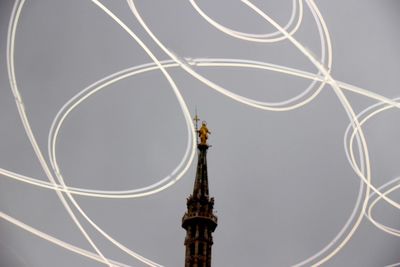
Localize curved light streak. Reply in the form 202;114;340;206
127;0;331;112
127;1;371;266
6;0;193;266
189;0;304;42
368;179;400;236
0;211;131;267
1;57;397;198
0;54;374;267
0;59;356;196
346;102;400;210
1;0;400;266
50;2;196;264
6;1;113;266
343;97;400;240
3;54;400;265
48;61;194;198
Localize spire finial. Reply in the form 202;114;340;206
199;121;211;145
193;108;200;144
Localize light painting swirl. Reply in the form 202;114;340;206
1;0;400;266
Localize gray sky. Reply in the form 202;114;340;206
1;0;400;266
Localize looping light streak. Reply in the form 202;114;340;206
368;178;400;236
128;1;369;266
346;99;400;210
48;61;194;198
0;211;131;267
6;0;113;266
2;0;400;266
6;0;188;266
343;97;400;237
0;58;391;197
127;0;332;112
189;0;304;43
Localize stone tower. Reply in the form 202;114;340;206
182;141;218;267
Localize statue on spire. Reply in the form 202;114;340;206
199;121;211;145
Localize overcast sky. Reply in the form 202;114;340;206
1;0;400;266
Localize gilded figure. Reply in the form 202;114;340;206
199;121;210;144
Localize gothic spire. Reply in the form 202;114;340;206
192;143;210;199
182;119;217;267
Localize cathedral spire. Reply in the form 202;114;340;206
192;143;210;199
182;118;217;267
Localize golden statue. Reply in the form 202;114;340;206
198;121;210;145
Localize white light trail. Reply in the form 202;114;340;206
6;0;185;266
189;0;304;43
2;0;400;266
127;0;369;266
128;0;400;265
6;0;113;266
240;1;371;266
343;97;400;237
0;212;131;267
0;58;395;197
127;0;331;112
